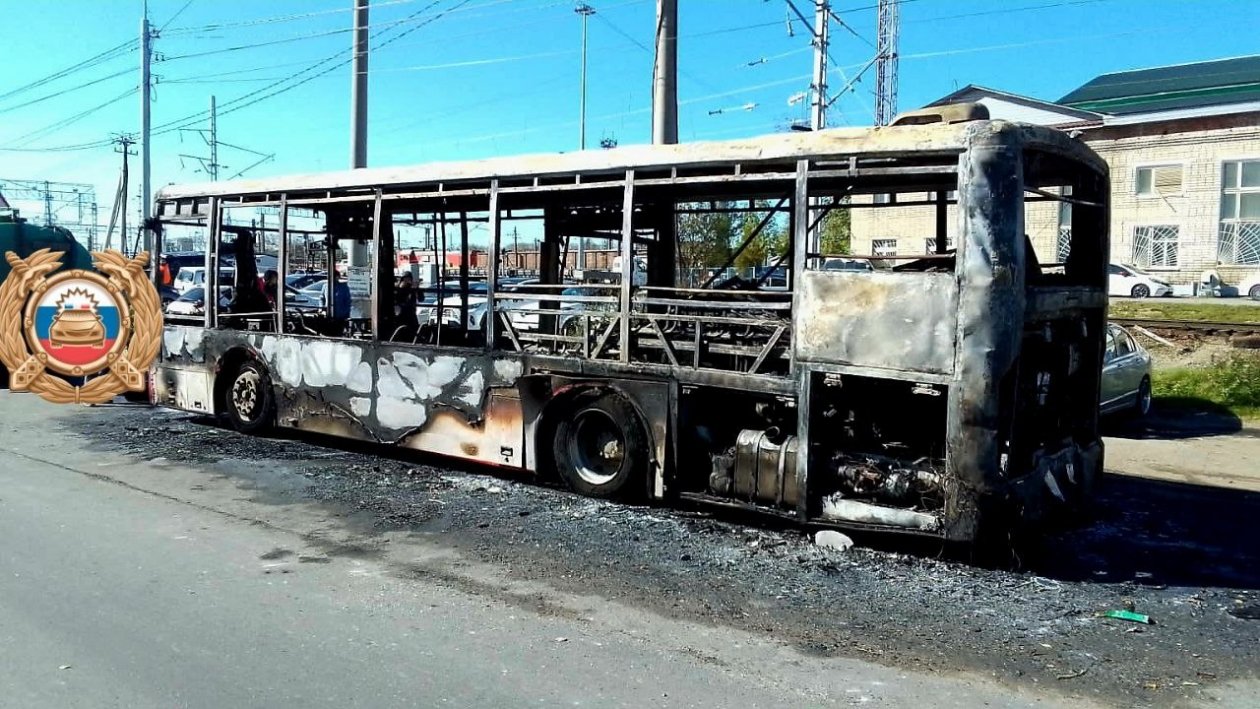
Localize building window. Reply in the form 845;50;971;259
1132;225;1179;268
1135;165;1182;197
872;239;897;257
1056;186;1073;263
1218;160;1260;264
923;236;954;254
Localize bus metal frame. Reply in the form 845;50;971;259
148;118;1110;542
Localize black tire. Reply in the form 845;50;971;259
1131;284;1150;298
1249;285;1260;300
1132;377;1152;418
222;360;275;433
552;393;648;499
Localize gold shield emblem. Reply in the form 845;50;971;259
0;249;162;405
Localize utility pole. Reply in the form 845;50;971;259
810;0;830;130
108;135;136;252
209;95;219;180
42;181;53;227
350;0;369;168
140;0;153;255
652;0;678;144
575;3;595;150
874;0;900;126
349;0;370;278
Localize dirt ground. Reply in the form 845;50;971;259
61;404;1260;708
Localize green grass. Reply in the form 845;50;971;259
1109;299;1260;324
1154;353;1260;421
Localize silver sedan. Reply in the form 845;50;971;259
1100;323;1153;417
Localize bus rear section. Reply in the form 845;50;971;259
149;118;1109;543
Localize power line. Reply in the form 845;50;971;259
160;0;198;31
154;0;478;138
162;0;430;35
0;38;137;105
0;66;134;116
1;88;138;149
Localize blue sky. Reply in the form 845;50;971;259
1;0;1256;226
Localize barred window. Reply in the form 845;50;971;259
923;236;954;254
872;239;897;257
1132;225;1179;268
1056;186;1073;263
1218;160;1260;264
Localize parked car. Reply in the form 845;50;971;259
822;257;874;272
1100;323;1153;417
1236;273;1260;300
1108;263;1172;298
165;286;232;317
158;284;180;306
282;285;322;311
466;286;592;333
173;266;235;295
285;272;326;290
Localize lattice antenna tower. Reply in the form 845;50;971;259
874;0;900;126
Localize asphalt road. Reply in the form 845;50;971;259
0;393;1078;709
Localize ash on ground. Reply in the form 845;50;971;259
69;406;1260;705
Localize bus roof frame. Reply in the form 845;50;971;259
156;121;1106;205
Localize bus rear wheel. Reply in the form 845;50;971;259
223;360;275;433
552;393;647;499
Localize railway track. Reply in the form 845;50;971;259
1110;317;1260;334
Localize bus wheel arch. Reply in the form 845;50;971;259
536;382;657;500
215;348;275;433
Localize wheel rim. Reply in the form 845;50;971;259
231;368;262;422
1139;381;1152;415
1250;286;1260;299
568;408;626;486
1133;285;1149;298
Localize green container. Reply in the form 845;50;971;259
1103;609;1153;624
0;209;94;287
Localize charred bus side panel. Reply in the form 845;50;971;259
149;118;1109;543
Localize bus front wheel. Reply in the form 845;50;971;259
552;393;647;499
223;360;275;433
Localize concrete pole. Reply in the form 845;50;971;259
576;4;594;151
349;0;370;271
652;0;678;144
810;0;829;130
140;1;152;255
350;0;369;169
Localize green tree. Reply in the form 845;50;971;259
732;203;789;271
676;203;735;284
819;198;851;256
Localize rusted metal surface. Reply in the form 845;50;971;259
150;118;1112;543
158;324;531;468
794;270;958;376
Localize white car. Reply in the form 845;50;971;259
165;286;232;316
1108;263;1172;299
173;266;235;295
467;287;591;333
1237;273;1260;300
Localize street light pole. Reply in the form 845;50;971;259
576;3;595;151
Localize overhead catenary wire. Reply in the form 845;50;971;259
154;0;479;138
161;0;432;35
0;88;137;152
0;38;137;105
0;66;135;116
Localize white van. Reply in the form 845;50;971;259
173;266;235;295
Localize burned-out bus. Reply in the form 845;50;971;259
148;109;1109;542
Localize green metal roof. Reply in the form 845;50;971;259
1059;55;1260;115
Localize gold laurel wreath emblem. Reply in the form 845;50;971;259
0;249;162;405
